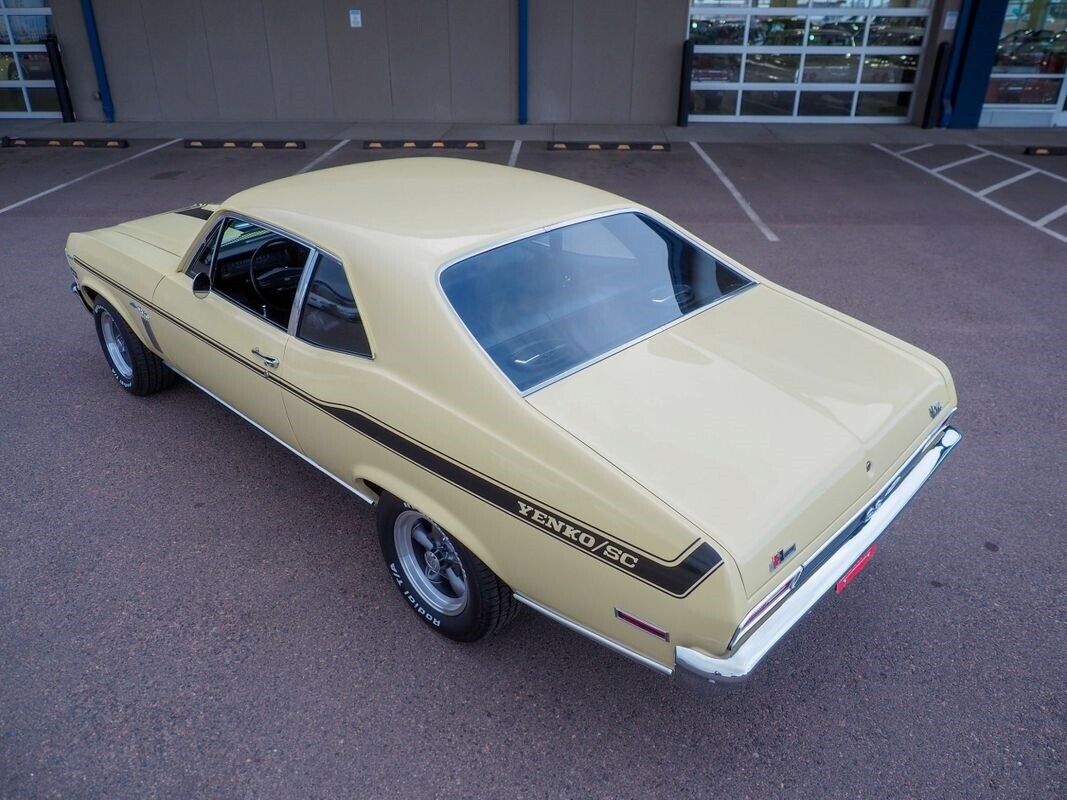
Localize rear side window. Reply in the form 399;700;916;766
297;254;371;357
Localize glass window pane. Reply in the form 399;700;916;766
751;16;806;46
862;54;918;83
994;31;1067;74
690;16;746;45
802;54;860;82
798;90;854;114
745;54;800;83
692;54;741;82
808;16;864;46
440;213;752;393
8;14;51;44
298;254;371;357
1;50;17;79
26;85;57;111
17;51;51;80
985;77;1062;104
690;89;738;115
869;0;929;6
749;0;805;7
857;91;911;115
741;89;796;114
0;87;26;111
867;16;927;47
5;2;51;8
0;23;8;46
812;0;869;7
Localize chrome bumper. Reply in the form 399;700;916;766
674;424;961;689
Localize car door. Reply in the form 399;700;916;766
276;251;381;491
151;215;308;448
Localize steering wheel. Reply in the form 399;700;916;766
248;236;301;310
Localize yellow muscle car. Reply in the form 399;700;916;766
66;158;960;687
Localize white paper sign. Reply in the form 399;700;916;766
349;9;362;28
944;11;957;30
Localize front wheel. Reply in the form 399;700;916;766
93;298;176;395
377;492;521;642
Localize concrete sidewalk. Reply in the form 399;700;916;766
2;118;1065;146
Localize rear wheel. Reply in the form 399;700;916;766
93;298;176;396
377;492;521;641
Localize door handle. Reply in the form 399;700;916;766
251;347;279;368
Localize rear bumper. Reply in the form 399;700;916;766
674;423;961;689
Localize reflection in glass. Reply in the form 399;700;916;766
869;0;929;6
862;54;918;83
857;91;911;115
692;54;741;82
1;50;17;80
7;14;51;44
802;54;860;82
441;213;752;393
17;51;52;80
749;0;805;7
985;77;1062;104
27;86;58;112
811;0;869;7
751;16;806;45
745;54;800;83
867;16;927;46
741;90;796;115
798;90;855;114
807;16;864;46
0;87;26;111
690;89;739;115
994;31;1066;74
690;16;746;45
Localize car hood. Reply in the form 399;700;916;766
526;284;952;597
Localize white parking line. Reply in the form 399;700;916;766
968;145;1067;186
690;142;779;242
895;143;934;155
0;138;182;216
977;168;1039;197
508;139;523;167
297;138;350;174
1035;203;1067;228
931;152;988;173
872;143;1067;245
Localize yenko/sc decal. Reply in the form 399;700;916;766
517;500;640;569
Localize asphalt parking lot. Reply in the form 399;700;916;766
1;136;1064;799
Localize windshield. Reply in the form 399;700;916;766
440;212;753;392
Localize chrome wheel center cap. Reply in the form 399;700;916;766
424;550;442;578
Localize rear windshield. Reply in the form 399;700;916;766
440;212;753;392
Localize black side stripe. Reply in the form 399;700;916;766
74;258;724;597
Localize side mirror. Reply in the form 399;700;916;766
191;271;211;299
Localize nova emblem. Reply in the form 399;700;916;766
769;543;797;572
929;401;942;419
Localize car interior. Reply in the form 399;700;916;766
211;219;311;329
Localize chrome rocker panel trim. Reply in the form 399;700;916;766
675;423;962;689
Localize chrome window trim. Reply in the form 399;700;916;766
434;208;760;397
287;248;319;337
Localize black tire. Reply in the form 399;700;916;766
377;492;521;642
92;297;176;396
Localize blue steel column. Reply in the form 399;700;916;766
518;0;528;124
945;0;1010;128
79;0;114;122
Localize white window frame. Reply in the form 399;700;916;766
0;2;60;119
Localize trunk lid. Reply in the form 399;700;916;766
527;284;951;597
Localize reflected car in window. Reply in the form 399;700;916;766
65;158;961;688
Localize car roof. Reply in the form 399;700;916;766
223;157;631;268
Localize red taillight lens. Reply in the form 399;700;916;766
835;544;877;594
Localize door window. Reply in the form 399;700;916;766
212;218;311;329
296;253;371;357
